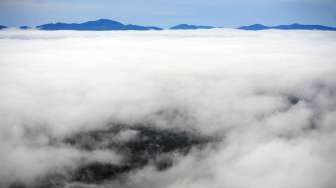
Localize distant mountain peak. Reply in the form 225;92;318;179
20;26;31;30
0;25;7;30
238;23;336;31
36;19;163;31
251;24;266;26
96;18;114;22
86;19;123;25
170;24;216;30
238;24;270;30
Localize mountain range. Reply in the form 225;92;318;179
36;19;163;31
1;19;336;31
238;23;336;31
170;24;216;30
19;26;31;30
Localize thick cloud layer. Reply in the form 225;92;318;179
0;29;336;188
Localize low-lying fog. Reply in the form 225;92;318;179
0;29;336;188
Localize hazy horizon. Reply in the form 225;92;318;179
1;0;335;27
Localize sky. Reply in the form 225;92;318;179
0;0;335;28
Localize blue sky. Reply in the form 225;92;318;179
0;0;335;27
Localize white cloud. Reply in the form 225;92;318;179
0;29;335;187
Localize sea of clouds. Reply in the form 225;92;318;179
0;29;336;188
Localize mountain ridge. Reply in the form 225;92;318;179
36;19;163;31
0;25;7;30
1;20;336;31
170;24;216;30
238;23;336;31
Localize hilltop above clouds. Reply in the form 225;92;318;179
239;23;336;31
2;19;336;31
